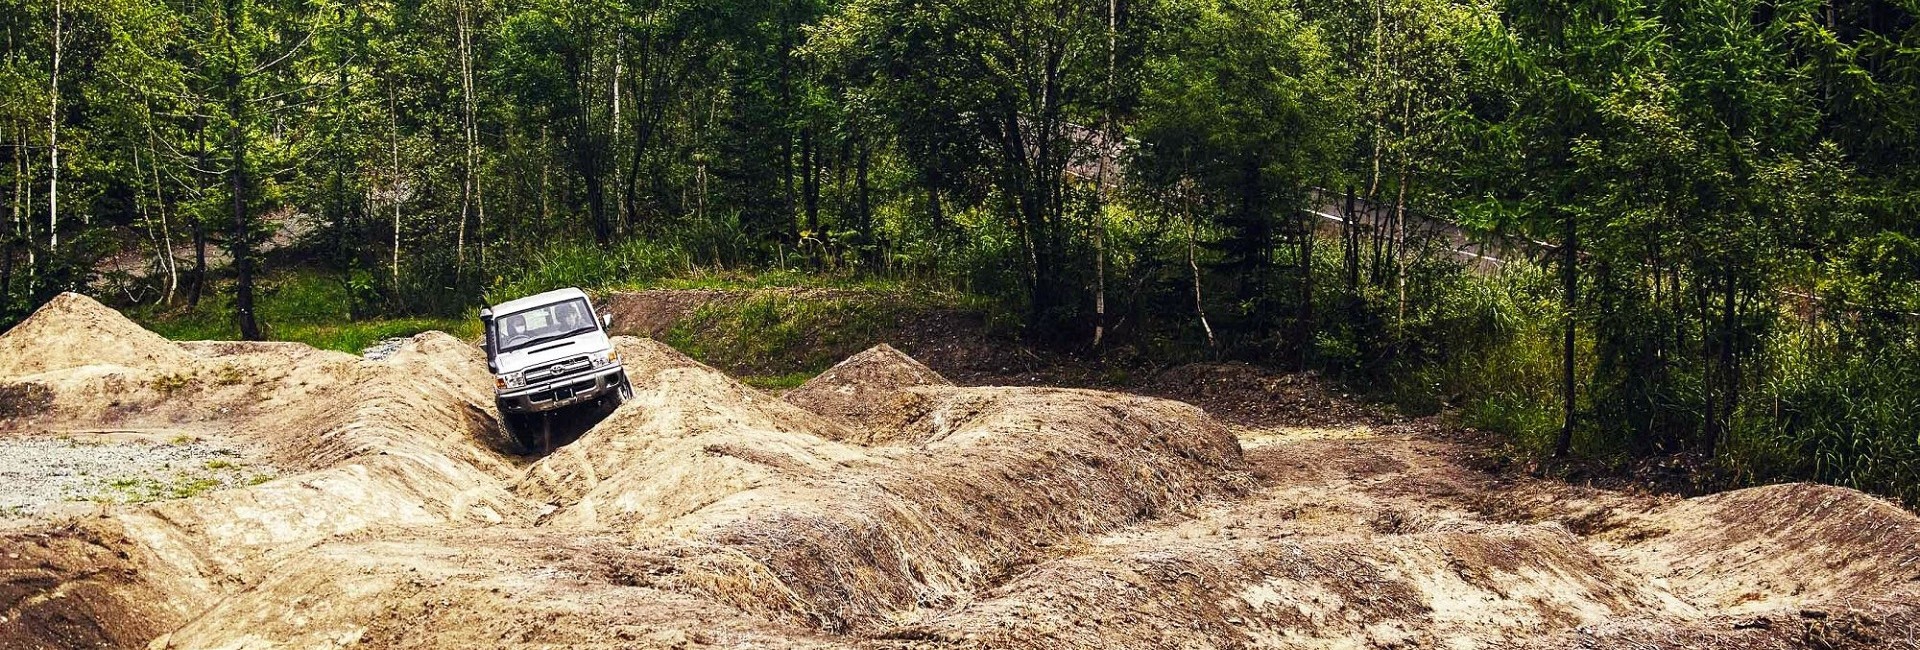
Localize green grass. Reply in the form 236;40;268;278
130;272;480;353
664;289;980;378
740;371;817;390
485;239;958;303
94;474;227;503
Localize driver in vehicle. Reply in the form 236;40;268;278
557;303;585;333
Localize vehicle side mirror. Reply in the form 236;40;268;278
601;313;612;328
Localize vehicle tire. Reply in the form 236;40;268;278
615;375;634;402
498;408;543;453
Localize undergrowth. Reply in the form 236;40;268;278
130;273;481;353
484;239;945;304
665;291;973;378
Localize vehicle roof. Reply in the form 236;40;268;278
487;287;591;317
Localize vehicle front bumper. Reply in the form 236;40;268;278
495;364;627;414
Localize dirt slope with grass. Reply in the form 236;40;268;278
3;293;1918;650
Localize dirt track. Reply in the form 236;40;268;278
3;293;1918;650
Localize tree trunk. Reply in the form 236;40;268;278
539;126;551;224
149;139;177;304
1298;206;1313;370
776;8;796;233
1187;187;1215;348
388;81;403;282
189;218;206;309
611;34;623;232
619;45;641;233
1393;165;1408;324
1344;187;1359;295
1706;272;1739;460
1393;93;1414;325
558;41;608;245
925;168;944;236
1553;212;1577;458
855;140;871;262
0;229;12;302
10;137;25;293
227;47;261;341
1364;0;1384;204
188;116;210;310
2;139;14;296
47;0;62;254
1237;155;1266;304
801;127;818;235
456;0;476;272
476;157;487;267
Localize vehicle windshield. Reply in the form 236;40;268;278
492;298;599;353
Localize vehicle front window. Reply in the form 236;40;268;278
492;298;597;352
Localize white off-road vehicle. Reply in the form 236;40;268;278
480;288;630;449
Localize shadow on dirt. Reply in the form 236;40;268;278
501;397;621;457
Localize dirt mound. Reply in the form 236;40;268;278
2;308;537;649
0;292;191;377
1602;482;1920;613
6;294;1920;650
0;525;180;650
598;289;740;338
905;523;1687;648
783;343;953;440
516;337;1247;632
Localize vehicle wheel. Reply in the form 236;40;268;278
499;409;543;453
616;376;634;402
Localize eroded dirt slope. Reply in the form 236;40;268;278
2;293;1917;650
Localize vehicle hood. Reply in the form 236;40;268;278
492;331;612;375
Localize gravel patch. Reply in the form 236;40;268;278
361;337;410;361
0;436;276;517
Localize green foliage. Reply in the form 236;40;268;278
94;474;226;503
485;239;691;304
133;272;480;352
664;290;962;378
1733;328;1920;505
1129;0;1349;361
740;371;816;390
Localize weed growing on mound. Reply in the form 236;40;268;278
150;373;194;395
94;475;226;502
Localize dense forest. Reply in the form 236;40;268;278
0;0;1916;500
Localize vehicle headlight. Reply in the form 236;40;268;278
499;371;526;388
591;350;617;367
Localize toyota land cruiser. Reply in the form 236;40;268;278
480;288;630;449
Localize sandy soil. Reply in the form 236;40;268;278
2;293;1917;650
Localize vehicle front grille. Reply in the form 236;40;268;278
526;355;592;382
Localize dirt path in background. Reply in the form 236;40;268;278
3;293;1917;650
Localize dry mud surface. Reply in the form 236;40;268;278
3;293;1919;650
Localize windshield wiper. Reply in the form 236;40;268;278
501;325;599;353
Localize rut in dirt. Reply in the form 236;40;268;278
2;292;1917;650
